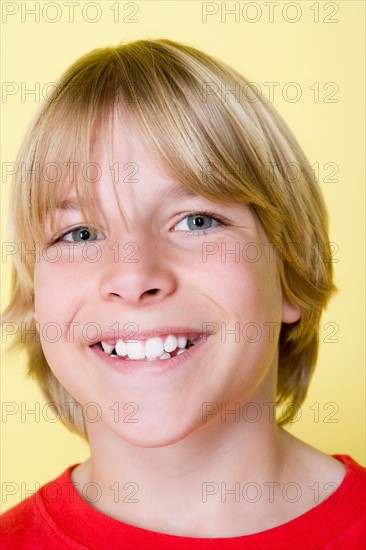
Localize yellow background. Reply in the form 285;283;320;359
1;0;365;512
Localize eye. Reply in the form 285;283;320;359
173;211;227;235
52;225;104;244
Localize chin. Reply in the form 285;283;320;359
109;418;200;449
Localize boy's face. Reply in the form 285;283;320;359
33;119;301;446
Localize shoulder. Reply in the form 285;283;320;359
275;431;365;548
1;490;42;546
284;433;366;501
331;453;366;504
307;454;366;549
0;465;81;550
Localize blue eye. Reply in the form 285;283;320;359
54;226;104;244
174;211;226;234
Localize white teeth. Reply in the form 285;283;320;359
126;341;146;360
177;336;187;348
145;337;164;359
101;342;114;355
101;333;197;361
164;334;178;353
159;352;171;359
115;340;127;356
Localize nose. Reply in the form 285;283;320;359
99;236;177;306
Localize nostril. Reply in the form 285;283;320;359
146;289;159;295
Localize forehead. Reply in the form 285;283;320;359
55;121;201;204
89;119;174;188
54;116;217;206
53;183;203;213
42;107;263;237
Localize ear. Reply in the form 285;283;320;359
32;310;38;322
281;295;302;324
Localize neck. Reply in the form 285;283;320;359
73;406;289;537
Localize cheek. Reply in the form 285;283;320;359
34;254;86;314
33;259;85;364
194;240;282;321
33;260;87;397
34;263;63;324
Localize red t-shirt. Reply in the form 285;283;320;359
1;454;365;549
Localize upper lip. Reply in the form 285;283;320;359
88;327;211;346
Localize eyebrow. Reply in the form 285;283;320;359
159;183;201;201
53;184;200;211
54;199;82;212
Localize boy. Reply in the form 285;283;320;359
1;38;365;549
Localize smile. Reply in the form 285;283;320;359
98;333;201;361
89;330;210;374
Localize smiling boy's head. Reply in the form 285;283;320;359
3;38;337;439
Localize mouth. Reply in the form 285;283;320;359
91;333;203;362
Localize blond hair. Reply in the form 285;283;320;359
1;38;337;437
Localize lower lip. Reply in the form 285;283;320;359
90;337;210;375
